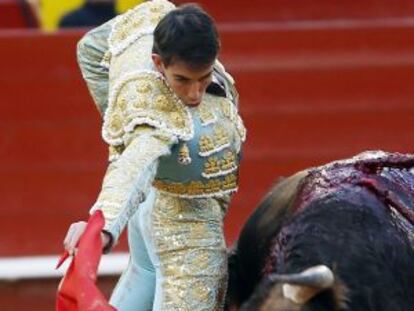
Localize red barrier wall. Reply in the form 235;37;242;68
0;0;36;28
1;2;414;308
176;0;414;22
1;20;414;257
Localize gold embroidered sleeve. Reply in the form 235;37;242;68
90;126;177;245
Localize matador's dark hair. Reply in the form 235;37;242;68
152;4;220;68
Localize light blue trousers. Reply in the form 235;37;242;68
110;189;161;311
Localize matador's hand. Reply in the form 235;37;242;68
63;221;111;255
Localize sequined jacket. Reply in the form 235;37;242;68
77;0;246;243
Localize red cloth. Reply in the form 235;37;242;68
56;210;116;311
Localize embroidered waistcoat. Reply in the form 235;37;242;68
101;0;246;198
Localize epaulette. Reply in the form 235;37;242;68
102;70;194;147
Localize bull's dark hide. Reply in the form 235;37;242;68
227;151;414;311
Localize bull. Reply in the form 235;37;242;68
226;151;414;311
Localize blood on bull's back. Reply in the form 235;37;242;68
226;151;414;311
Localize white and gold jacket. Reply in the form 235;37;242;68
77;0;246;243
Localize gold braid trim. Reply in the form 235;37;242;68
153;173;238;198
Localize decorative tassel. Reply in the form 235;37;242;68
178;143;192;165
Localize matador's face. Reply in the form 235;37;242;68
152;54;214;107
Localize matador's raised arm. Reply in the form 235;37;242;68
77;18;115;116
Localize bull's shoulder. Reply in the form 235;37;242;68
229;170;309;304
241;169;309;239
237;171;308;261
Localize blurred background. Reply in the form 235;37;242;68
1;0;414;309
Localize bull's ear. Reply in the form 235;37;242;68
269;265;334;304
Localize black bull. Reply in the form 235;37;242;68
226;151;414;311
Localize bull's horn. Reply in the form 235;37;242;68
269;265;334;304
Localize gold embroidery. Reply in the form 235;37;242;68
131;16;144;28
205;179;222;193
204;157;221;175
198;105;216;126
171;111;186;127
202;151;238;178
214;126;229;147
223;174;237;190
93;129;174;239
220;99;232;119
218;97;246;142
151;13;163;24
109;0;175;55
186;181;205;195
136;81;152;94
153;173;238;197
221;151;237;171
132;98;148;110
199;126;232;157
154;94;173;112
150;3;165;13
118;98;127;110
199;135;215;155
113;30;127;42
178;143;192;165
108;113;123;135
103;72;193;146
151;193;228;310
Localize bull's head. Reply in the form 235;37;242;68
239;265;347;311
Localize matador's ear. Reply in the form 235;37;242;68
152;53;164;73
